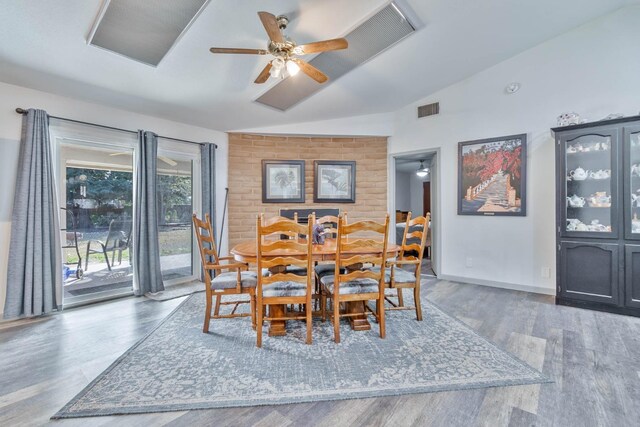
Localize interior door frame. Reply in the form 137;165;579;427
388;148;441;276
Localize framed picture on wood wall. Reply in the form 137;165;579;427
313;160;356;203
458;134;527;216
262;160;305;203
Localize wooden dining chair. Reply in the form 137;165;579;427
260;213;306;280
314;212;348;290
260;213;299;240
193;214;257;333
371;212;430;320
320;215;390;343
256;214;314;347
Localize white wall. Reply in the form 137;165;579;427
389;6;640;295
395;171;411;211
0;81;228;317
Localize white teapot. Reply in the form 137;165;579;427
567;195;586;207
570;167;588;181
590;169;611;180
566;218;580;231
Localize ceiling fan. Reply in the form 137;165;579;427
209;11;348;84
109;152;178;167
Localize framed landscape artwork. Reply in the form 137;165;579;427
262;160;305;203
458;134;527;216
314;161;356;203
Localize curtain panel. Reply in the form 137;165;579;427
199;143;217;280
133;131;165;295
4;109;62;318
201;143;216;244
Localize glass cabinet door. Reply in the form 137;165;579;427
562;130;618;238
625;126;640;239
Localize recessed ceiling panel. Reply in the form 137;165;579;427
255;2;415;111
89;0;210;66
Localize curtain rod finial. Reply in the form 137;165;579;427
15;108;28;115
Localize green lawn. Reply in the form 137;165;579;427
63;226;192;264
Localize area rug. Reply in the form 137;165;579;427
144;281;204;301
53;283;549;418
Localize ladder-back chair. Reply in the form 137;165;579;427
314;212;348;281
372;212;430;320
256;214;314;347
193;214;257;333
320;215;390;343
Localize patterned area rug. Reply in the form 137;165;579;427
53;283;549;418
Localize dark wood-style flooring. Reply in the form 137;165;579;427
1;280;639;426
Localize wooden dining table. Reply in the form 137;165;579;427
231;238;400;336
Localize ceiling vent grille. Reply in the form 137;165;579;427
88;0;210;66
418;102;440;118
255;2;416;111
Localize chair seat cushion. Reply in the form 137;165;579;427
320;275;379;295
314;263;345;278
262;281;308;297
211;271;257;290
285;265;308;276
368;266;416;284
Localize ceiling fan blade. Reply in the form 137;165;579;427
295;38;348;55
258;11;284;43
159;156;178;167
292;59;328;84
254;63;273;84
209;47;267;55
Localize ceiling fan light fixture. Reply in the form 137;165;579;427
269;57;285;78
416;160;429;177
269;66;281;78
286;59;300;76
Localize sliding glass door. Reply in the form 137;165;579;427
51;124;203;305
51;121;138;305
157;138;201;285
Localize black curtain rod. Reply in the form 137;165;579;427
15;107;217;148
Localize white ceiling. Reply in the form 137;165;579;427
0;0;635;132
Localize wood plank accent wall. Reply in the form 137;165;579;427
227;133;388;250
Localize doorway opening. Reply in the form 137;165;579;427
391;151;439;277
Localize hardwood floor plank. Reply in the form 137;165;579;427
507;407;539;427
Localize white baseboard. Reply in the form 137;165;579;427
438;274;557;296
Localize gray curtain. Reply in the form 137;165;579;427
133;131;164;295
4;109;62;318
200;143;216;280
201;143;216;243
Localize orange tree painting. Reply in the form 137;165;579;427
458;134;527;216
